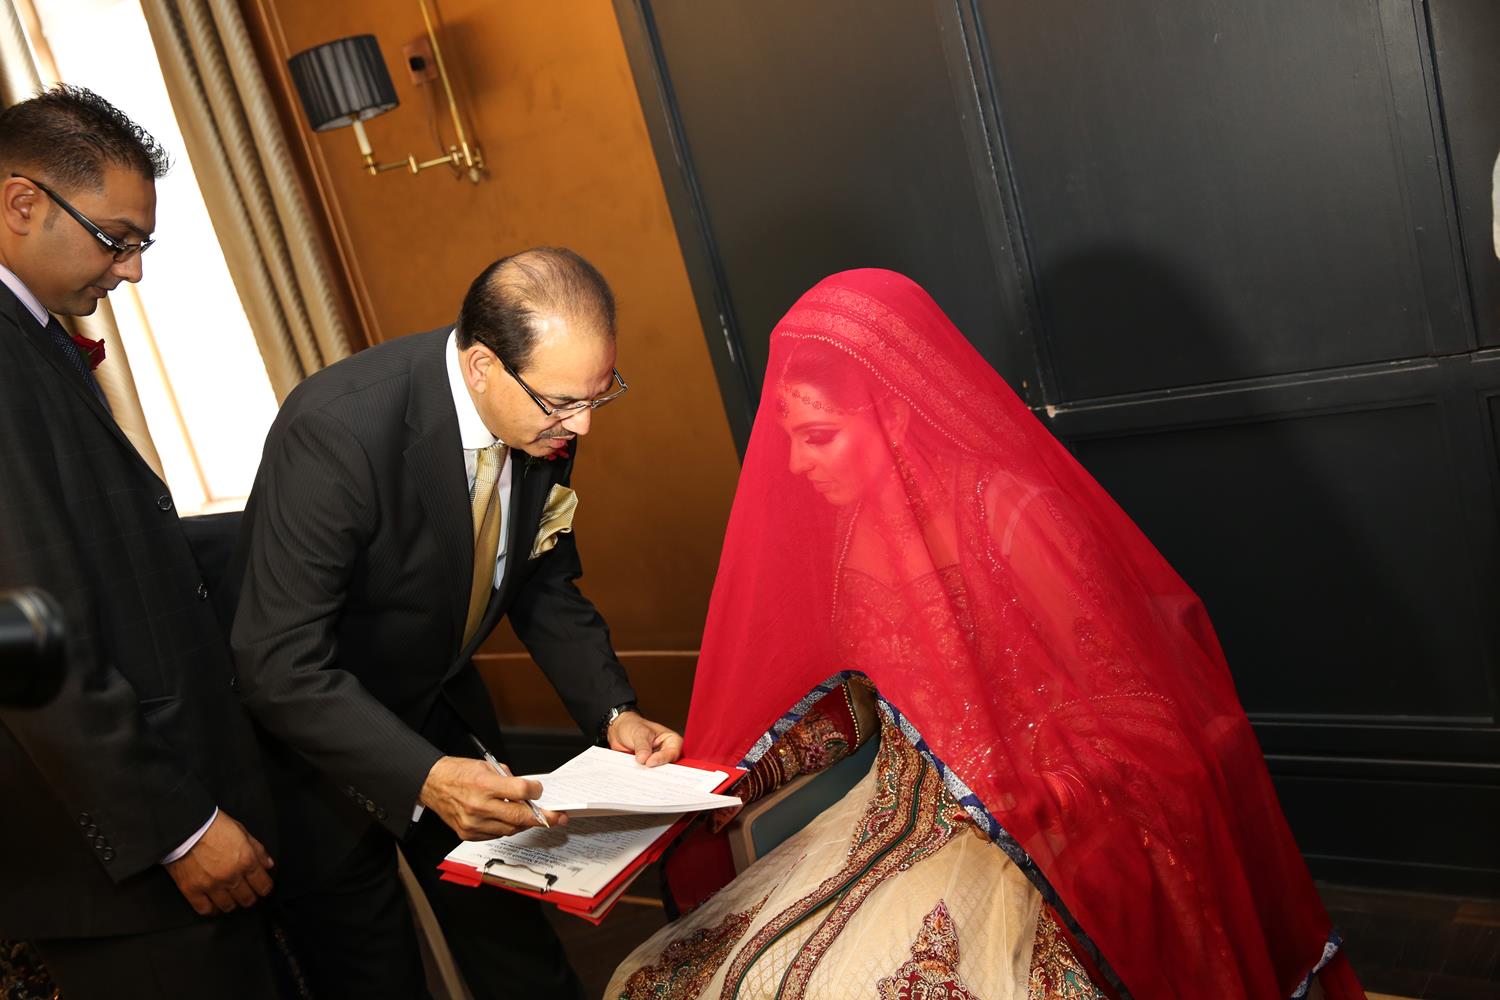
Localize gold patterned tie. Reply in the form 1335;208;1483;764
464;443;506;645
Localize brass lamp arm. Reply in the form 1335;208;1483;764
349;118;482;181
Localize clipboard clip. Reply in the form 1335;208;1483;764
482;857;558;893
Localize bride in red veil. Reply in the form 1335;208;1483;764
610;270;1364;999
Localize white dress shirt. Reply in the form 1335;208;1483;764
0;263;50;327
0;263;221;865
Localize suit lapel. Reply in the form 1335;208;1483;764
402;328;472;650
0;290;162;486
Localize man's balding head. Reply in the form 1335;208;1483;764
456;247;615;373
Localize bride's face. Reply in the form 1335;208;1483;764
779;381;888;506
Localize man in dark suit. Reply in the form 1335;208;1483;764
231;247;683;998
0;87;279;998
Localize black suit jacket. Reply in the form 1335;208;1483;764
229;328;635;883
0;286;274;938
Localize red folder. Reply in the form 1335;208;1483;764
437;756;744;924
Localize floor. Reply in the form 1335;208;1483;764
1321;885;1500;1000
550;879;1500;1000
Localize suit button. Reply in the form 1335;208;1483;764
376;808;387;821
196;582;209;601
78;812;91;826
102;848;115;862
365;800;377;814
229;674;239;692
156;494;173;511
93;836;107;850
85;824;98;837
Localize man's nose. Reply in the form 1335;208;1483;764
111;253;144;284
560;407;593;436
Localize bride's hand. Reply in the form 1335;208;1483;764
608;711;684;766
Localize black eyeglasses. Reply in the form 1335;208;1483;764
11;174;155;262
502;359;629;417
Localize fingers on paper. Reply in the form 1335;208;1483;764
643;729;684;767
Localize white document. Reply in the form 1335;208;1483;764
446;812;678;897
524;746;740;817
444;749;738;899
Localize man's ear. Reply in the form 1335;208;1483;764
1;176;40;236
462;343;494;395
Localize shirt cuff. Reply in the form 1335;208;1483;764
412;803;425;823
160;807;218;865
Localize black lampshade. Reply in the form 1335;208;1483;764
288;35;399;132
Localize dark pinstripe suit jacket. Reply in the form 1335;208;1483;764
0;285;274;938
229;328;635;882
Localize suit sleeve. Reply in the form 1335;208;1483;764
506;459;637;738
231;409;442;836
0;369;215;881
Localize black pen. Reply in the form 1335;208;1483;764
468;734;550;829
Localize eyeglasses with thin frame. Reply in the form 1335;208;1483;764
501;358;629;417
10;174;155;262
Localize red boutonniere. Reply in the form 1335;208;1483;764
71;334;105;370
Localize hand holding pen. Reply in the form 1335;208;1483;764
469;734;551;829
417;744;563;841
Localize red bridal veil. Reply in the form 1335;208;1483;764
682;270;1361;999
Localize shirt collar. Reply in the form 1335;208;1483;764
446;329;500;450
0;264;51;328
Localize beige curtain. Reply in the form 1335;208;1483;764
141;0;353;401
0;2;167;478
0;0;32;106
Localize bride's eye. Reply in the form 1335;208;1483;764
803;430;837;446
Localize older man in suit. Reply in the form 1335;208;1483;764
232;247;682;998
0;87;278;999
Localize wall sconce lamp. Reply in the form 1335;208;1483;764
287;0;483;183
